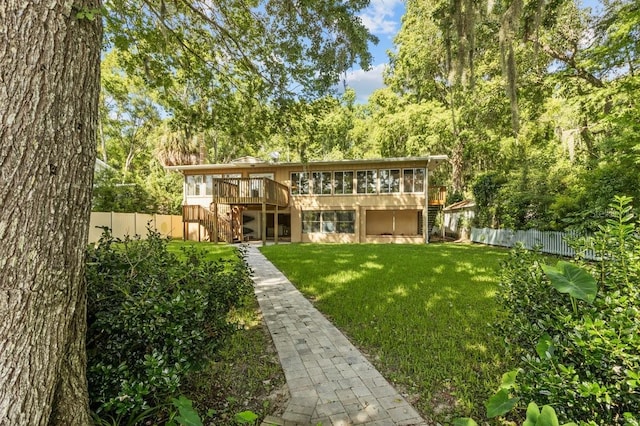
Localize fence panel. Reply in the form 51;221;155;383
88;212;183;243
470;227;594;259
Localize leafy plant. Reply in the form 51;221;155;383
169;396;204;426
522;402;577;426
235;410;259;425
455;401;578;426
86;228;252;421
485;370;520;418
496;196;640;424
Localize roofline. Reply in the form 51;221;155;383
164;155;449;173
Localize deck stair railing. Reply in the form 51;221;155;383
182;205;232;243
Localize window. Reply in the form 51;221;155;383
334;171;354;195
186;175;203;196
336;211;356;233
291;172;310;195
312;172;332;195
302;210;356;234
379;169;400;193
321;211;336;232
403;168;425;193
356;170;377;194
204;174;222;196
302;211;320;232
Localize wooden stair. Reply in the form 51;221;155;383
182;205;233;243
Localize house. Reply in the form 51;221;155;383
165;155;448;244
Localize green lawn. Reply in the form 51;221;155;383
260;242;510;423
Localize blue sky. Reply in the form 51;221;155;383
342;0;405;102
344;0;603;103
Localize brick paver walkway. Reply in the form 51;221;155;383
245;245;427;426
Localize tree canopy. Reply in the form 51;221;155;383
98;0;639;231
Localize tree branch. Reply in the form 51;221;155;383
526;36;605;88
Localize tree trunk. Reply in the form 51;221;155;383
0;1;101;424
450;139;465;194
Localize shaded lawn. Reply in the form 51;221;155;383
260;242;510;422
166;239;239;263
166;240;287;423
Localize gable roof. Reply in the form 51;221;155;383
444;200;476;211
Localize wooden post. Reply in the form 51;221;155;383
197;206;201;242
182;206;186;241
213;203;219;243
230;206;235;243
274;205;279;245
424;164;429;244
262;202;267;246
238;206;244;243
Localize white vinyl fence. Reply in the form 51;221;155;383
88;212;183;243
470;227;594;258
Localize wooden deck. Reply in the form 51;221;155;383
211;178;289;208
429;186;447;206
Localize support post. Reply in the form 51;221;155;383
424;163;430;244
183;208;187;241
274;205;279;245
213;203;219;243
262;202;267;246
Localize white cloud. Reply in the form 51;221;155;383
341;63;387;102
359;0;403;35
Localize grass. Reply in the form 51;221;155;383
183;295;287;424
166;241;287;424
260;242;510;423
166;239;239;262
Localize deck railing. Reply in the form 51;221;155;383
182;205;232;242
428;186;447;206
212;178;289;207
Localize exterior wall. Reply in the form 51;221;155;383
178;158;441;244
291;195;425;244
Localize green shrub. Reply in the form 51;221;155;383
497;196;640;425
86;228;252;419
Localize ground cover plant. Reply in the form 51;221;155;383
496;196;640;425
260;242;509;423
86;232;285;424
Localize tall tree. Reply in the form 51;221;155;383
1;1;375;422
0;1;102;424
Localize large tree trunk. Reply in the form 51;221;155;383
0;1;101;424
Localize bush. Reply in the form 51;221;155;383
85;228;253;420
497;196;640;425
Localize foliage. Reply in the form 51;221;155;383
92;168;156;213
85;228;253;420
261;243;509;423
485;371;520;418
496;196;640;424
472;173;506;227
168;396;204;426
